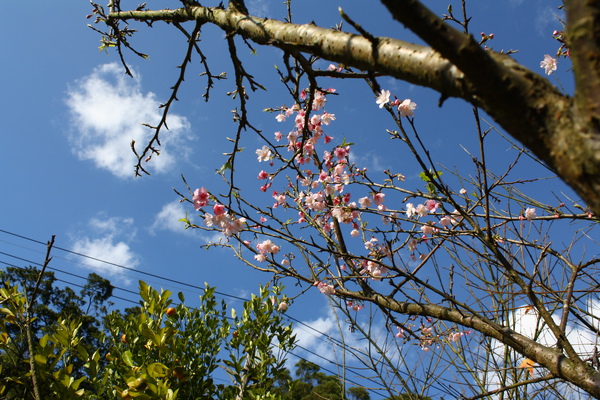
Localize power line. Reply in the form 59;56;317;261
0;230;366;358
1;262;386;396
0;228;397;396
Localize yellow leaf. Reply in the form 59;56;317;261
523;305;535;314
518;358;535;377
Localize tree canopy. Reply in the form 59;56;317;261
1;265;295;399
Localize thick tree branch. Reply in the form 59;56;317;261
565;1;600;215
107;7;469;100
379;0;600;217
105;5;600;216
340;288;600;398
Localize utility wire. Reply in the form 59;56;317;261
0;228;391;395
0;229;366;354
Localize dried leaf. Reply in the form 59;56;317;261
518;358;535;377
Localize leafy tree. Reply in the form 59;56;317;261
347;386;370;400
0;266;113;399
90;1;600;399
1;272;295;399
385;395;432;400
277;360;370;400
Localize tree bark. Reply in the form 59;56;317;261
107;4;600;215
341;288;600;398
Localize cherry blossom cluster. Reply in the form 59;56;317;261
192;187;246;236
395;318;472;352
314;281;335;296
346;300;364;312
375;89;417;117
254;239;280;262
190;81;551;315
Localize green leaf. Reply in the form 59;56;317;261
34;354;47;364
122;350;134;367
218;160;233;174
178;291;185;303
339;137;355;147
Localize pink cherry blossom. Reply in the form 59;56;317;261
254;254;267;262
425;199;439;212
205;211;246;236
277;301;288;311
256;239;280;254
321;112;336;125
193;187;210;210
376;89;391;108
439;216;452;227
540;54;557;75
421;225;436;235
373;193;385;205
525;207;537;221
275;113;287;122
272;191;287;207
333;146;350;160
407;238;418;251
256;145;272;162
416;204;428;218
314;281;335;296
405;203;416;218
312;91;327;110
364;237;378;250
398;99;417;117
213;203;226;216
257;170;268;180
359;196;372;208
448;332;462;342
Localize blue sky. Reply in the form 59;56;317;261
1;0;575;396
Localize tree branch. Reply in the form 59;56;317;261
104;5;600;217
341;288;600;398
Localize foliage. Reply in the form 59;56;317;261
0;266;112;399
0;268;295;399
89;0;600;398
274;360;371;400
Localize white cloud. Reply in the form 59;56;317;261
65;63;192;179
534;3;562;36
484;304;600;398
349;151;388;173
150;201;223;243
71;214;140;285
151;201;191;234
248;0;269;16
